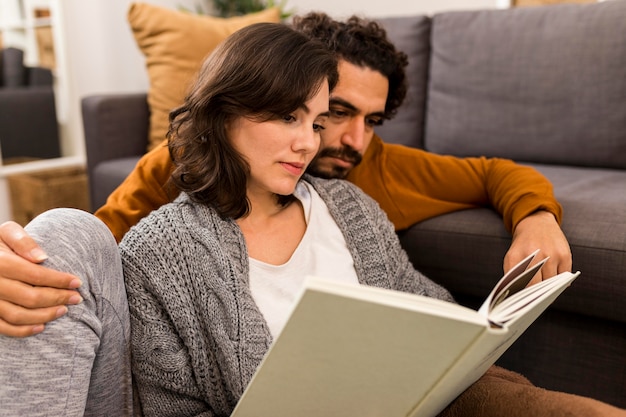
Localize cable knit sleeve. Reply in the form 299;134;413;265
119;197;269;417
119;213;216;417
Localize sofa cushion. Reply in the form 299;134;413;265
529;163;626;323
375;15;431;149
1;47;26;87
92;157;142;210
27;67;54;86
127;3;281;151
424;1;626;169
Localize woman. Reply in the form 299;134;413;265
119;22;452;416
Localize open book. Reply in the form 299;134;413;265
232;250;580;417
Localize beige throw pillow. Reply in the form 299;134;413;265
128;3;281;150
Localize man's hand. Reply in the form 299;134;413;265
0;221;83;337
504;210;572;286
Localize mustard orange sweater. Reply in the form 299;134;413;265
95;135;562;242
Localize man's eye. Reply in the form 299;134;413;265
330;109;347;118
366;118;384;127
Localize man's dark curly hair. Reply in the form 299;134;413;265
292;12;409;120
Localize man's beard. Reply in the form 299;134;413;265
307;146;363;179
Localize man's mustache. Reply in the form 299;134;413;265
316;146;363;166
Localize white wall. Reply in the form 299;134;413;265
52;0;199;160
290;0;504;17
59;0;505;100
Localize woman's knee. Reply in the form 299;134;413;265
25;208;123;304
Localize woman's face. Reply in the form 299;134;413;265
229;79;330;199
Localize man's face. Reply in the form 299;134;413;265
307;60;389;179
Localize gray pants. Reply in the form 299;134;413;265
0;209;133;416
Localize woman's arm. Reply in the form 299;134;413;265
120;228;213;417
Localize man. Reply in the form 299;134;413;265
0;13;570;337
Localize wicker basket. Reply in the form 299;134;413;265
8;166;91;226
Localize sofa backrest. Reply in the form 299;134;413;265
424;1;626;169
375;15;431;149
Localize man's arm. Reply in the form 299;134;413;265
0;142;174;337
348;135;572;278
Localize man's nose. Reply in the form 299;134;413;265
340;118;366;153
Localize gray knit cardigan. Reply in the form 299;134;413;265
119;175;453;417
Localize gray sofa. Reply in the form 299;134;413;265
82;1;626;408
0;47;60;161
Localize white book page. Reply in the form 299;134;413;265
488;272;578;324
478;250;548;316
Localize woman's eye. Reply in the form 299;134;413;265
282;115;296;123
313;123;325;132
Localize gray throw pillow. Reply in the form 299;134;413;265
1;47;26;87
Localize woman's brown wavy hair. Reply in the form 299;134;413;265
167;23;338;219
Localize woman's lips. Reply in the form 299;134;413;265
281;161;305;175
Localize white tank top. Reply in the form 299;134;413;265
249;181;359;338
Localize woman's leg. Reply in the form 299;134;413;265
0;208;133;416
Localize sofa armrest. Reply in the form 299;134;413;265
81;93;150;206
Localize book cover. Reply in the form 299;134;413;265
232;251;579;417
